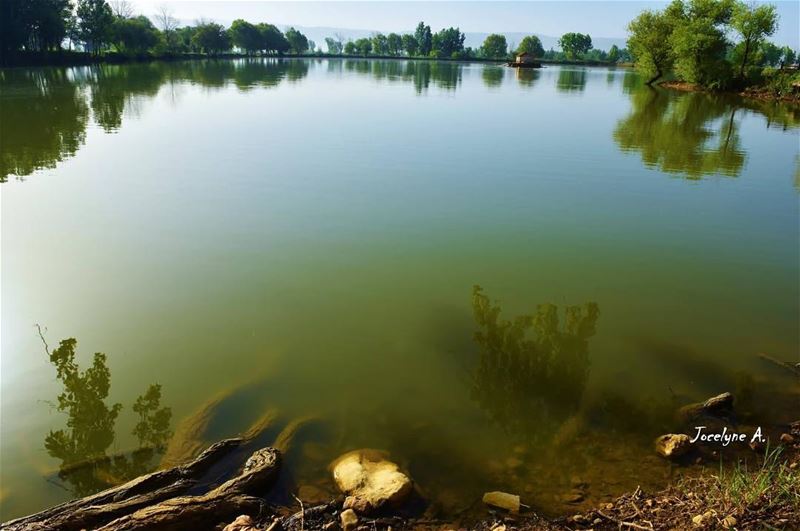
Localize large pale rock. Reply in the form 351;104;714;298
655;434;692;459
482;491;520;513
330;449;412;512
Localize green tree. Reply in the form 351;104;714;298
516;35;544;58
432;26;465;57
387;32;402;55
229;19;261;55
667;0;735;87
343;40;356;55
558;32;592;59
354;37;372;56
730;2;777;78
371;32;388;55
401;34;418;56
607;44;620;63
481;33;507;58
191;22;231;54
284;26;308;54
111;15;159;54
325;36;342;54
627;9;674;85
257;23;288;54
415;21;432;56
77;0;114;54
781;46;796;66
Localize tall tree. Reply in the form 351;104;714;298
516;35;544;57
371;32;388;55
111;15;159;53
77;0;114;54
284;27;308;54
667;0;735;86
415;21;432;56
730;1;777;78
325;36;342;54
387;32;402;56
153;5;178;51
558;32;592;59
257;23;288;54
481;34;507;58
354;37;372;56
229;19;261;54
401;34;418;56
191;22;230;54
432;27;465;57
627;10;674;84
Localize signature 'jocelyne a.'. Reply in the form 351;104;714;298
690;426;766;446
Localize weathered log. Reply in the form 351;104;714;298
1;439;247;531
93;448;280;531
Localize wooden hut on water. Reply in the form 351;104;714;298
508;52;541;68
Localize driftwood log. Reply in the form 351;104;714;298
1;440;281;531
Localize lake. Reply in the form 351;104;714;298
1;58;798;521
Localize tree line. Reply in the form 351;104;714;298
626;0;796;89
1;1;628;65
0;0;316;62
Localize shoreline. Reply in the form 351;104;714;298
0;50;621;70
659;80;800;104
4;390;797;531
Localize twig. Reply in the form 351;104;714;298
620;522;654;531
35;323;50;355
292;494;305;531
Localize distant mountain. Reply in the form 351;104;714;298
275;25;628;53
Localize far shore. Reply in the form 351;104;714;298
0;50;622;70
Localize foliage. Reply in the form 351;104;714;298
324;36;342;54
730;2;777;78
111;15;159;54
229;19;261;54
284;26;308;54
353;37;372;56
401;34;418;56
191;22;231;54
516;35;544;58
77;0;114;54
668;0;735;88
432;27;465;57
415;21;432;56
481;34;507;59
627;10;675;84
387;33;402;56
371;32;388;55
558;32;592;59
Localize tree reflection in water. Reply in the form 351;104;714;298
37;328;171;497
469;286;599;441
613;88;746;179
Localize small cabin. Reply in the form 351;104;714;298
515;52;536;64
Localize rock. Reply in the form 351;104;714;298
722;515;737;528
560;491;584;504
223;515;260;531
655;434;692;458
780;433;795;444
691;514;705;526
482;491;520;513
490;524;507;531
340;509;358;531
330;449;412;512
692;510;716;527
505;456;524;470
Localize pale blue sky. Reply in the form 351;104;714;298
129;1;799;47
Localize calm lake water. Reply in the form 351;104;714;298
1;58;798;521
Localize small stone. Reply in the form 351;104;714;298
722;515;737;528
223;515;259;531
780;433;795;444
655;434;692;459
692;514;705;526
572;514;586;523
322;523;336;531
491;524;507;531
340;509;358;531
593;518;602;525
482;491;521;513
561;491;584;504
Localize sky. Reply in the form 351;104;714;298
127;1;799;47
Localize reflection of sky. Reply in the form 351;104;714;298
126;1;800;48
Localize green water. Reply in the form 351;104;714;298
1;58;798;521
